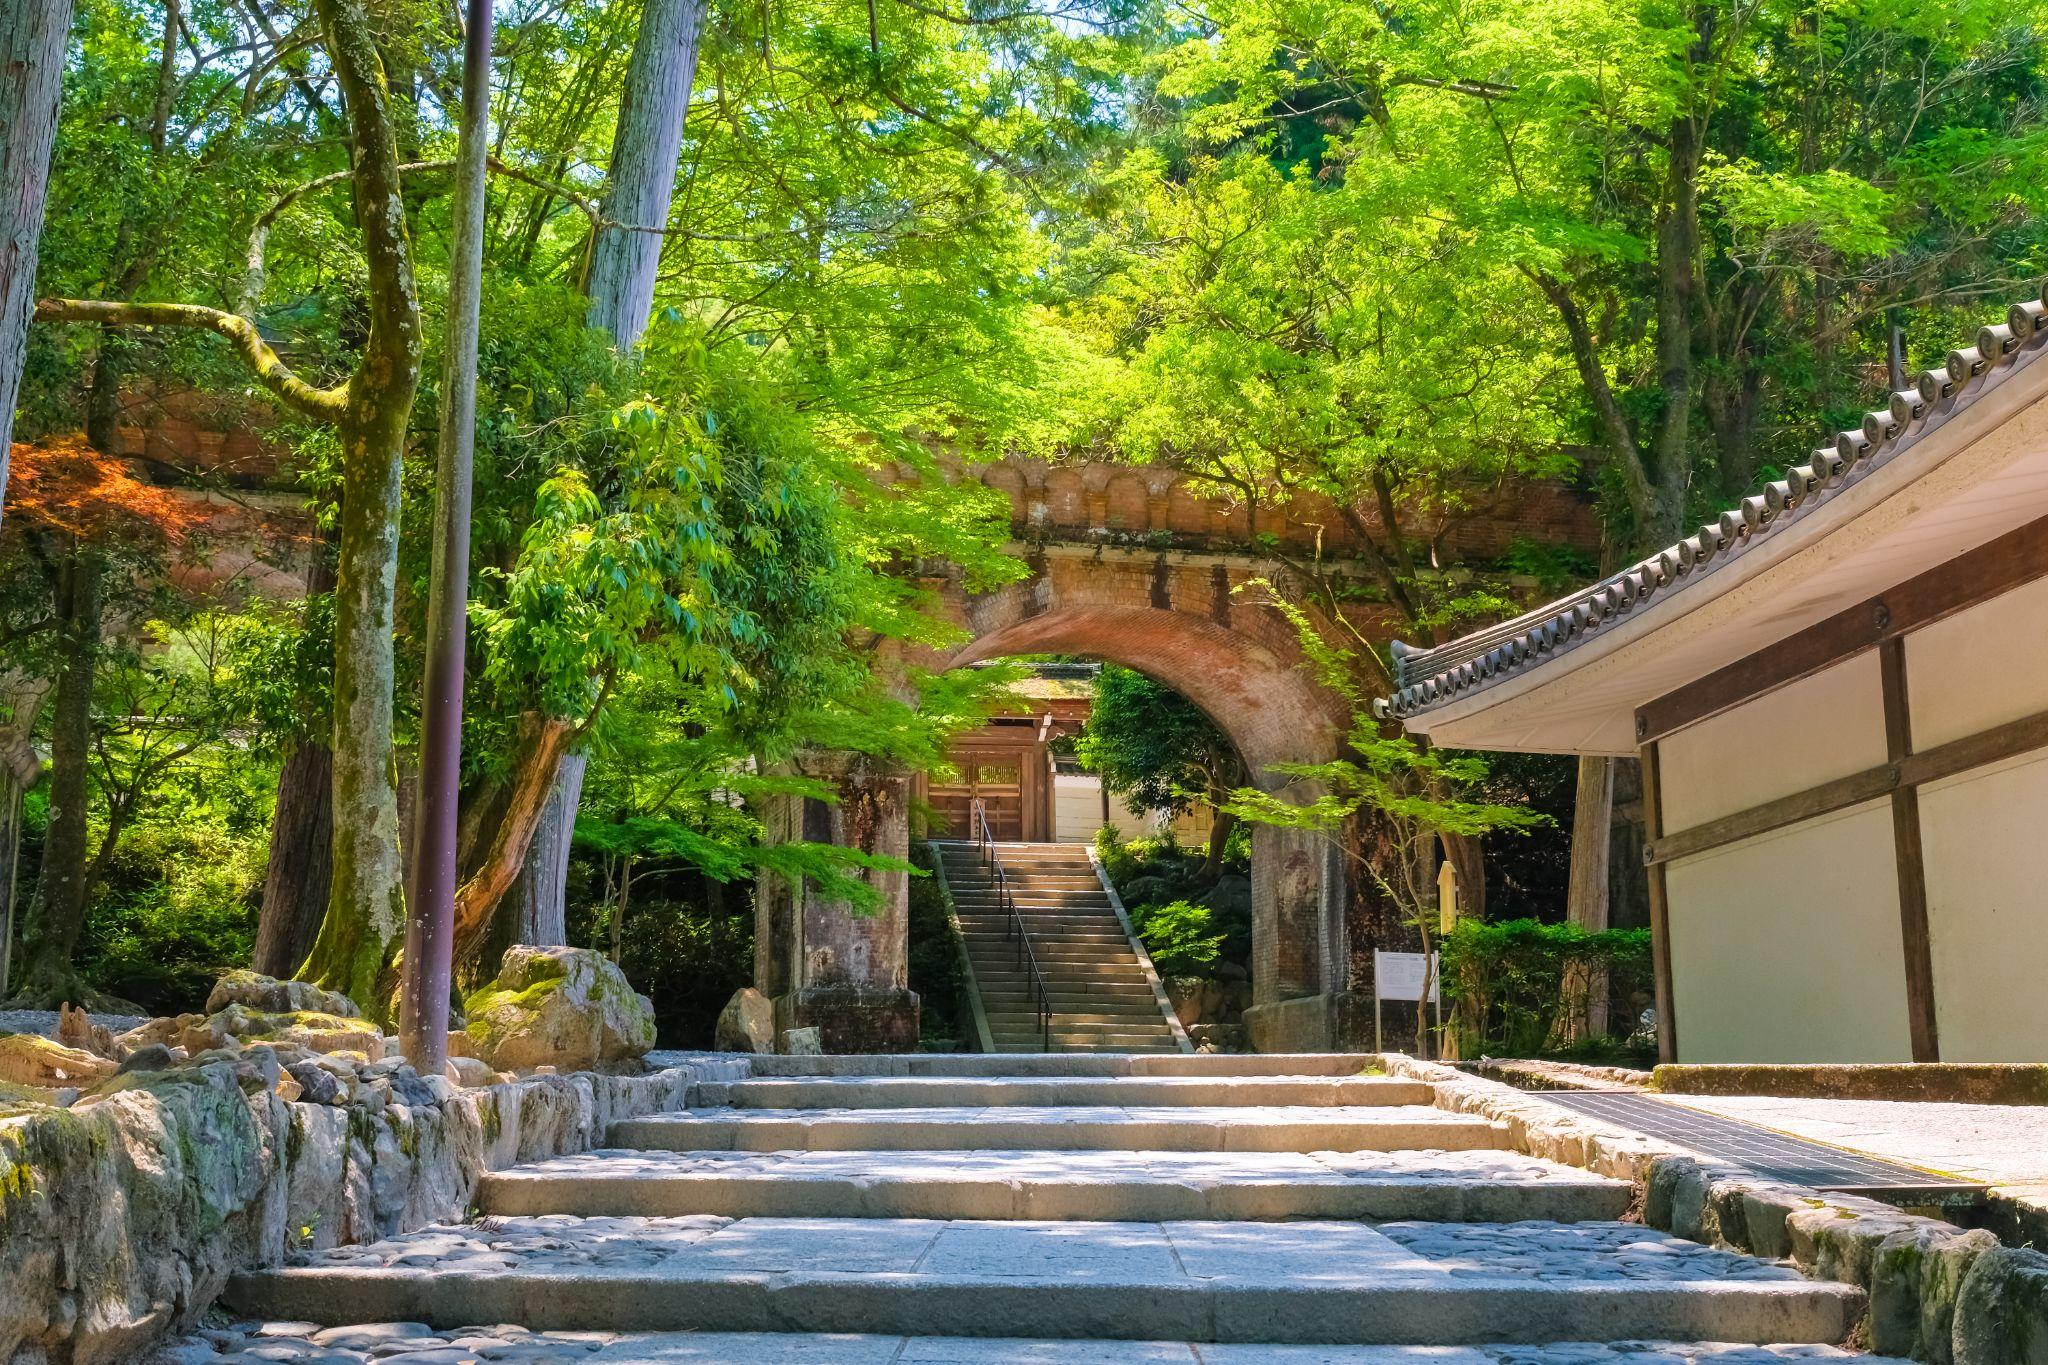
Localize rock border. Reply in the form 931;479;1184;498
1383;1054;2046;1365
0;1053;746;1365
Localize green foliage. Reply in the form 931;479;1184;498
1439;918;1653;1062
1130;899;1224;976
1075;665;1243;816
907;843;967;1048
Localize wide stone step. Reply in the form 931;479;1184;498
699;1076;1430;1110
175;1325;1912;1364
705;1054;1388;1077
226;1216;1862;1344
478;1148;1634;1223
610;1105;1506;1153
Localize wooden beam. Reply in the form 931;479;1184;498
1639;514;2048;744
1879;638;1940;1063
1899;707;2048;789
1644;700;2048;867
1639;740;1678;1065
1643;764;1898;865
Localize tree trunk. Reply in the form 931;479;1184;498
452;713;574;969
1438;831;1485;923
299;0;425;1018
1201;804;1236;879
1559;754;1615;1043
501;750;584;950
584;0;706;350
0;0;75;524
0;684;48;998
7;551;107;1008
254;738;334;978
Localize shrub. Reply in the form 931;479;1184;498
1132;899;1224;976
1438;917;1653;1061
908;842;966;1048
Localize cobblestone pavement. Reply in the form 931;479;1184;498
150;1324;1903;1365
280;1213;1799;1285
1373;1222;1804;1282
508;1146;1619;1185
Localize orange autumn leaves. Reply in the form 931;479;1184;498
6;437;213;546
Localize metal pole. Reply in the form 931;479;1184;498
399;0;494;1072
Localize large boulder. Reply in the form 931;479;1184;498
714;987;776;1053
461;945;655;1073
206;969;360;1019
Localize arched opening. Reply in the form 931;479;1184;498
937;605;1355;1051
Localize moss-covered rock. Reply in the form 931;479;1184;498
0;1032;117;1088
206;970;361;1021
461;945;655;1073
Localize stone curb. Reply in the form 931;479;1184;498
1381;1055;2048;1365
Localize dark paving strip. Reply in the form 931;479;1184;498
1535;1090;1988;1209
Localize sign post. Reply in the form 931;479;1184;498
1373;950;1442;1055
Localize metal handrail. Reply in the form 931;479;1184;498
971;797;1051;1052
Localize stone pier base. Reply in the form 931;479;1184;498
1243;991;1377;1054
774;985;921;1054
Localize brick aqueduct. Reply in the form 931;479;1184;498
98;398;1598;1052
756;456;1601;1055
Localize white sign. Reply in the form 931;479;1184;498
1373;950;1440;1004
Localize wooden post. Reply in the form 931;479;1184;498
399;0;494;1072
1637;735;1678;1063
1879;636;1940;1062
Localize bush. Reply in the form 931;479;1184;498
1131;899;1224;976
1438;917;1653;1062
78;819;264;1015
908;842;966;1048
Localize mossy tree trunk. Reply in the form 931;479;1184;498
0;0;75;522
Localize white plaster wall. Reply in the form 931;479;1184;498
1919;748;2048;1061
1054;774;1153;843
1665;801;1913;1062
1905;574;2048;749
1659;654;1889;832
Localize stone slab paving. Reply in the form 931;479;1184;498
704;1077;1435;1109
610;1106;1509;1153
224;1215;1862;1343
480;1148;1633;1222
1657;1093;2048;1187
151;1325;1905;1365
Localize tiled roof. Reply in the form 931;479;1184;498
1375;287;2048;722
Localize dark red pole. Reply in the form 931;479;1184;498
400;0;495;1072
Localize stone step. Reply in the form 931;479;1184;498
700;1054;1375;1077
225;1216;1863;1345
962;928;1127;941
477;1148;1635;1223
700;1077;1432;1110
610;1105;1507;1153
991;1047;1187;1055
179;1328;1917;1365
975;965;1152;981
979;1002;1166;1018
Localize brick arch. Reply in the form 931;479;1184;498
948;605;1342;784
935;562;1355;1049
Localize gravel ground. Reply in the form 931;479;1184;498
0;1008;148;1039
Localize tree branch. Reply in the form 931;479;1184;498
33;299;348;421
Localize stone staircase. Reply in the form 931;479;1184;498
210;1054;1880;1362
939;840;1186;1053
